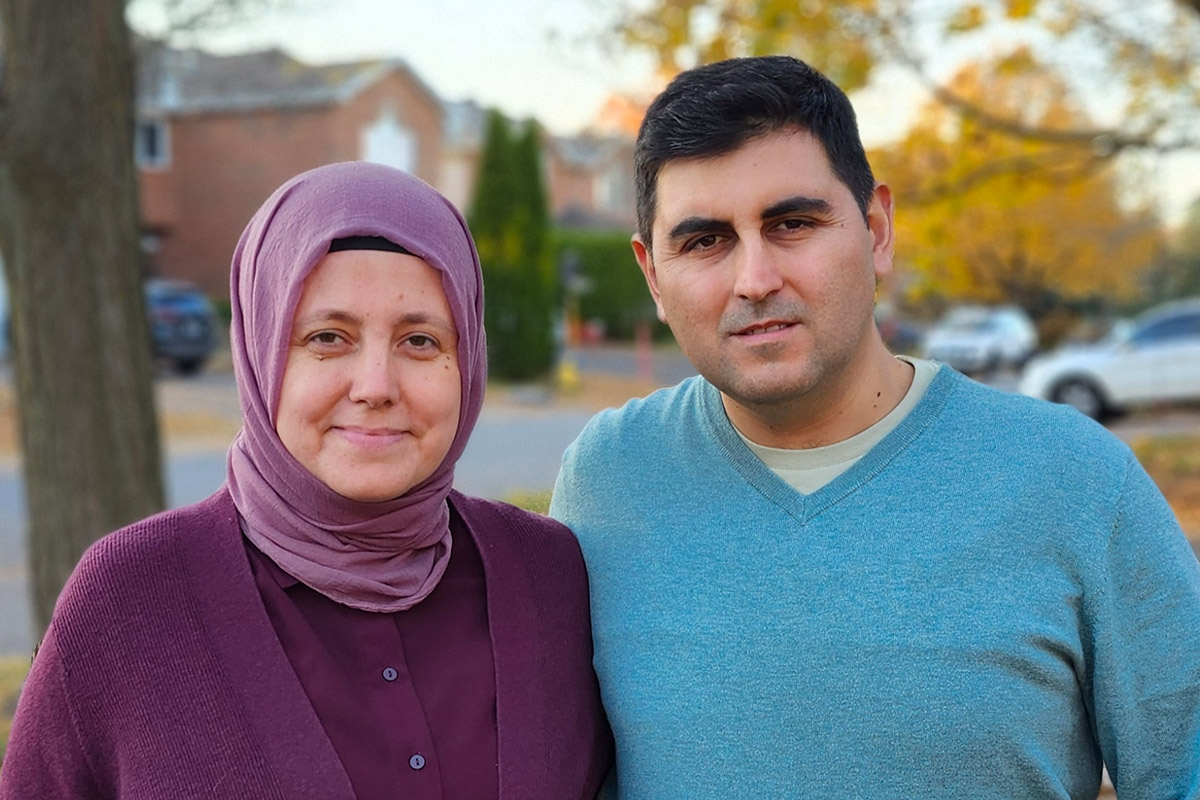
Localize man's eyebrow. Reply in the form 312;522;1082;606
761;196;832;219
666;216;733;242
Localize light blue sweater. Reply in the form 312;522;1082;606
551;367;1200;799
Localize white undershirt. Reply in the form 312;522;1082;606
735;356;939;494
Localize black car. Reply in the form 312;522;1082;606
145;278;218;374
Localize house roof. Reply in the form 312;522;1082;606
136;39;441;117
442;99;487;149
549;133;632;170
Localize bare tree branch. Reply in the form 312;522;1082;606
899;151;1115;207
873;5;1199;156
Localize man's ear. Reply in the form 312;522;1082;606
868;184;895;281
632;234;668;323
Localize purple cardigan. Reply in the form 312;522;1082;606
0;489;612;799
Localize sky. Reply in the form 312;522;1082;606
127;0;1199;226
129;0;659;135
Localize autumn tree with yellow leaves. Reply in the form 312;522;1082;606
617;0;1200;159
873;53;1163;311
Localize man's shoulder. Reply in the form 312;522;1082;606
573;375;707;450
935;369;1133;471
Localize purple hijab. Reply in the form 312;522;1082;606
226;162;486;612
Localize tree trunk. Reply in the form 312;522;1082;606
0;0;165;635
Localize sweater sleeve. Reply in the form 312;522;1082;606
0;626;101;799
1086;453;1200;799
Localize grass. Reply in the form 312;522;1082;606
504;489;553;515
0;655;31;769
1131;434;1200;536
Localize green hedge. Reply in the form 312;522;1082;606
553;229;670;342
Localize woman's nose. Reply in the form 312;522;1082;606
347;345;401;408
732;239;785;301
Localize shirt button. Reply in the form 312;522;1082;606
409;753;426;770
382;667;398;682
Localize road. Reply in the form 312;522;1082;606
0;353;1197;655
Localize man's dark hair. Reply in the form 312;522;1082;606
634;55;876;247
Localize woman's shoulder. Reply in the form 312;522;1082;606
449;490;572;537
73;491;235;575
449;491;582;563
53;491;239;633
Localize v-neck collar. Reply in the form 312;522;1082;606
697;365;960;523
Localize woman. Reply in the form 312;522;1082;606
0;162;611;799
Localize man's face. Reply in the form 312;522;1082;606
633;127;894;416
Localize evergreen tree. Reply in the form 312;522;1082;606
468;111;557;380
508;120;556;376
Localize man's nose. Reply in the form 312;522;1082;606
732;238;785;301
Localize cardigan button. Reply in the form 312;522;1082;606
382;667;398;682
409;753;426;770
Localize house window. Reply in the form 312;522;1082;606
136;119;170;169
362;108;417;174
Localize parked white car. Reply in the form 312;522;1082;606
1019;297;1200;420
922;305;1038;374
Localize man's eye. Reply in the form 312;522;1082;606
779;218;814;230
687;234;720;251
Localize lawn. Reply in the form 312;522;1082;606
1131;434;1200;538
0;655;29;769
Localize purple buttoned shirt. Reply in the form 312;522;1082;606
245;503;496;800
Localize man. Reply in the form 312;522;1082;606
551;55;1200;799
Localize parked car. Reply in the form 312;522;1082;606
145;278;218;374
1019;297;1200;420
921;305;1038;374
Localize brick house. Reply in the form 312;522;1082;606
136;42;448;298
135;43;637;299
545;133;636;231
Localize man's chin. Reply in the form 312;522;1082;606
710;370;821;411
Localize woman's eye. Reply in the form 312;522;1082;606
303;331;350;352
406;334;438;349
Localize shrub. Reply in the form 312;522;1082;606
553;229;669;342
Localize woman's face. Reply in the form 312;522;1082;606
275;249;462;502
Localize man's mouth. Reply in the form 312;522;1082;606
734;321;795;336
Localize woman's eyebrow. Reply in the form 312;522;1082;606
292;309;360;328
293;310;455;329
393;311;455;330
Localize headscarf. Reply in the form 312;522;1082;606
225;162;486;612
